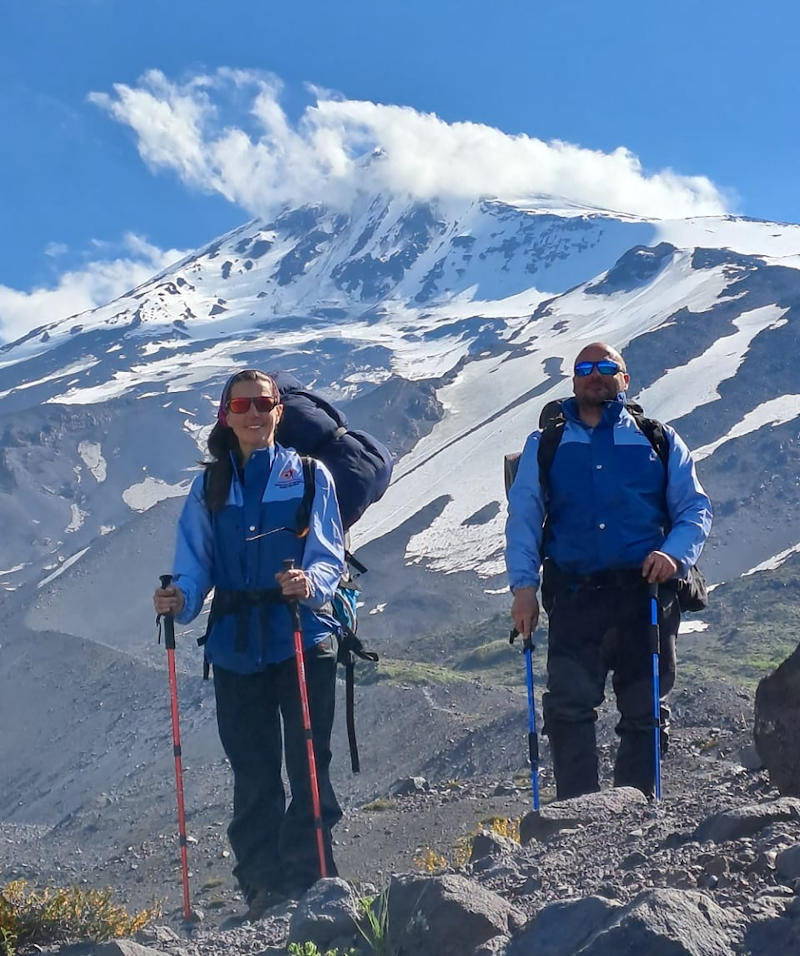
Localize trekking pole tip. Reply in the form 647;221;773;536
181;909;202;929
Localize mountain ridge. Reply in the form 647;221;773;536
0;193;799;626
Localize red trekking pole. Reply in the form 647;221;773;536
157;574;192;921
283;559;328;879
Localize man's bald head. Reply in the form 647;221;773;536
574;342;626;371
572;342;630;421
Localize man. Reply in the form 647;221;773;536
505;342;712;799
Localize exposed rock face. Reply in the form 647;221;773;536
510;889;742;956
520;787;648;843
754;643;800;795
693;797;800;843
288;877;359;948
387;872;518;956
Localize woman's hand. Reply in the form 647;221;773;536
153;585;185;617
275;568;312;600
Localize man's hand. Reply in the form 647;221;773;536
642;550;679;584
511;586;539;637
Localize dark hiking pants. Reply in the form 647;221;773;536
213;635;342;900
542;583;679;799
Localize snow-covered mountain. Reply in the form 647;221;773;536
3;193;800;645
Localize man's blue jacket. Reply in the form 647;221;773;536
505;396;712;591
171;444;345;672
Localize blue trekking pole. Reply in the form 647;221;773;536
648;582;662;801
510;628;540;812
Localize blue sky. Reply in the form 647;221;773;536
2;0;799;340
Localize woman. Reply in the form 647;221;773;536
153;369;345;919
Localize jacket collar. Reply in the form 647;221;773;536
564;393;628;428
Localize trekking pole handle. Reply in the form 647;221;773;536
509;627;535;653
648;581;660;655
282;560;302;630
159;574;176;650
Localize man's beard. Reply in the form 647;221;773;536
578;391;613;407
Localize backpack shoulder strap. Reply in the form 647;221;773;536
536;415;566;491
536;405;669;479
626;408;669;469
503;452;522;498
296;456;316;538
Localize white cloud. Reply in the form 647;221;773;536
89;68;732;221
0;233;187;343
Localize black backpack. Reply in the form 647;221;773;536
272;372;393;530
504;399;707;612
297;456;378;772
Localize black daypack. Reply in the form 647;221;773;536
297;456;379;773
272;372;393;530
504;399;708;612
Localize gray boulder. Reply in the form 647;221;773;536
520;787;647;843
469;828;519;865
741;894;800;955
387;872;516;956
754;643;800;795
776;844;800;881
694;797;800;843
93;943;168;956
391;775;430;795
288;877;359;949
580;888;742;955
514;889;740;955
507;896;620;955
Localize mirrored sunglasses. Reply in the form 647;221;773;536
226;396;279;414
574;359;622;377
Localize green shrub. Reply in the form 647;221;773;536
287;942;356;955
0;879;160;954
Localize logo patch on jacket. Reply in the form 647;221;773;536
277;465;303;488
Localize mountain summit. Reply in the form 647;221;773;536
1;195;799;638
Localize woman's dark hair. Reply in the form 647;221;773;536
204;370;278;513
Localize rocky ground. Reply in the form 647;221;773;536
5;674;800;954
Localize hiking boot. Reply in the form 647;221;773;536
243;887;287;922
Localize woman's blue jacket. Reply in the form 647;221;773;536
171;443;345;672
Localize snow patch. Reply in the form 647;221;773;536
693;394;800;461
78;441;107;482
635;305;788;424
742;542;800;576
122;477;190;512
0;563;27;576
37;548;90;588
65;504;86;533
679;620;708;634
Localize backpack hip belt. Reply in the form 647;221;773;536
198;586;284;654
544;559;646;594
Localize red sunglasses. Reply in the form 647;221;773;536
226;396;280;414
